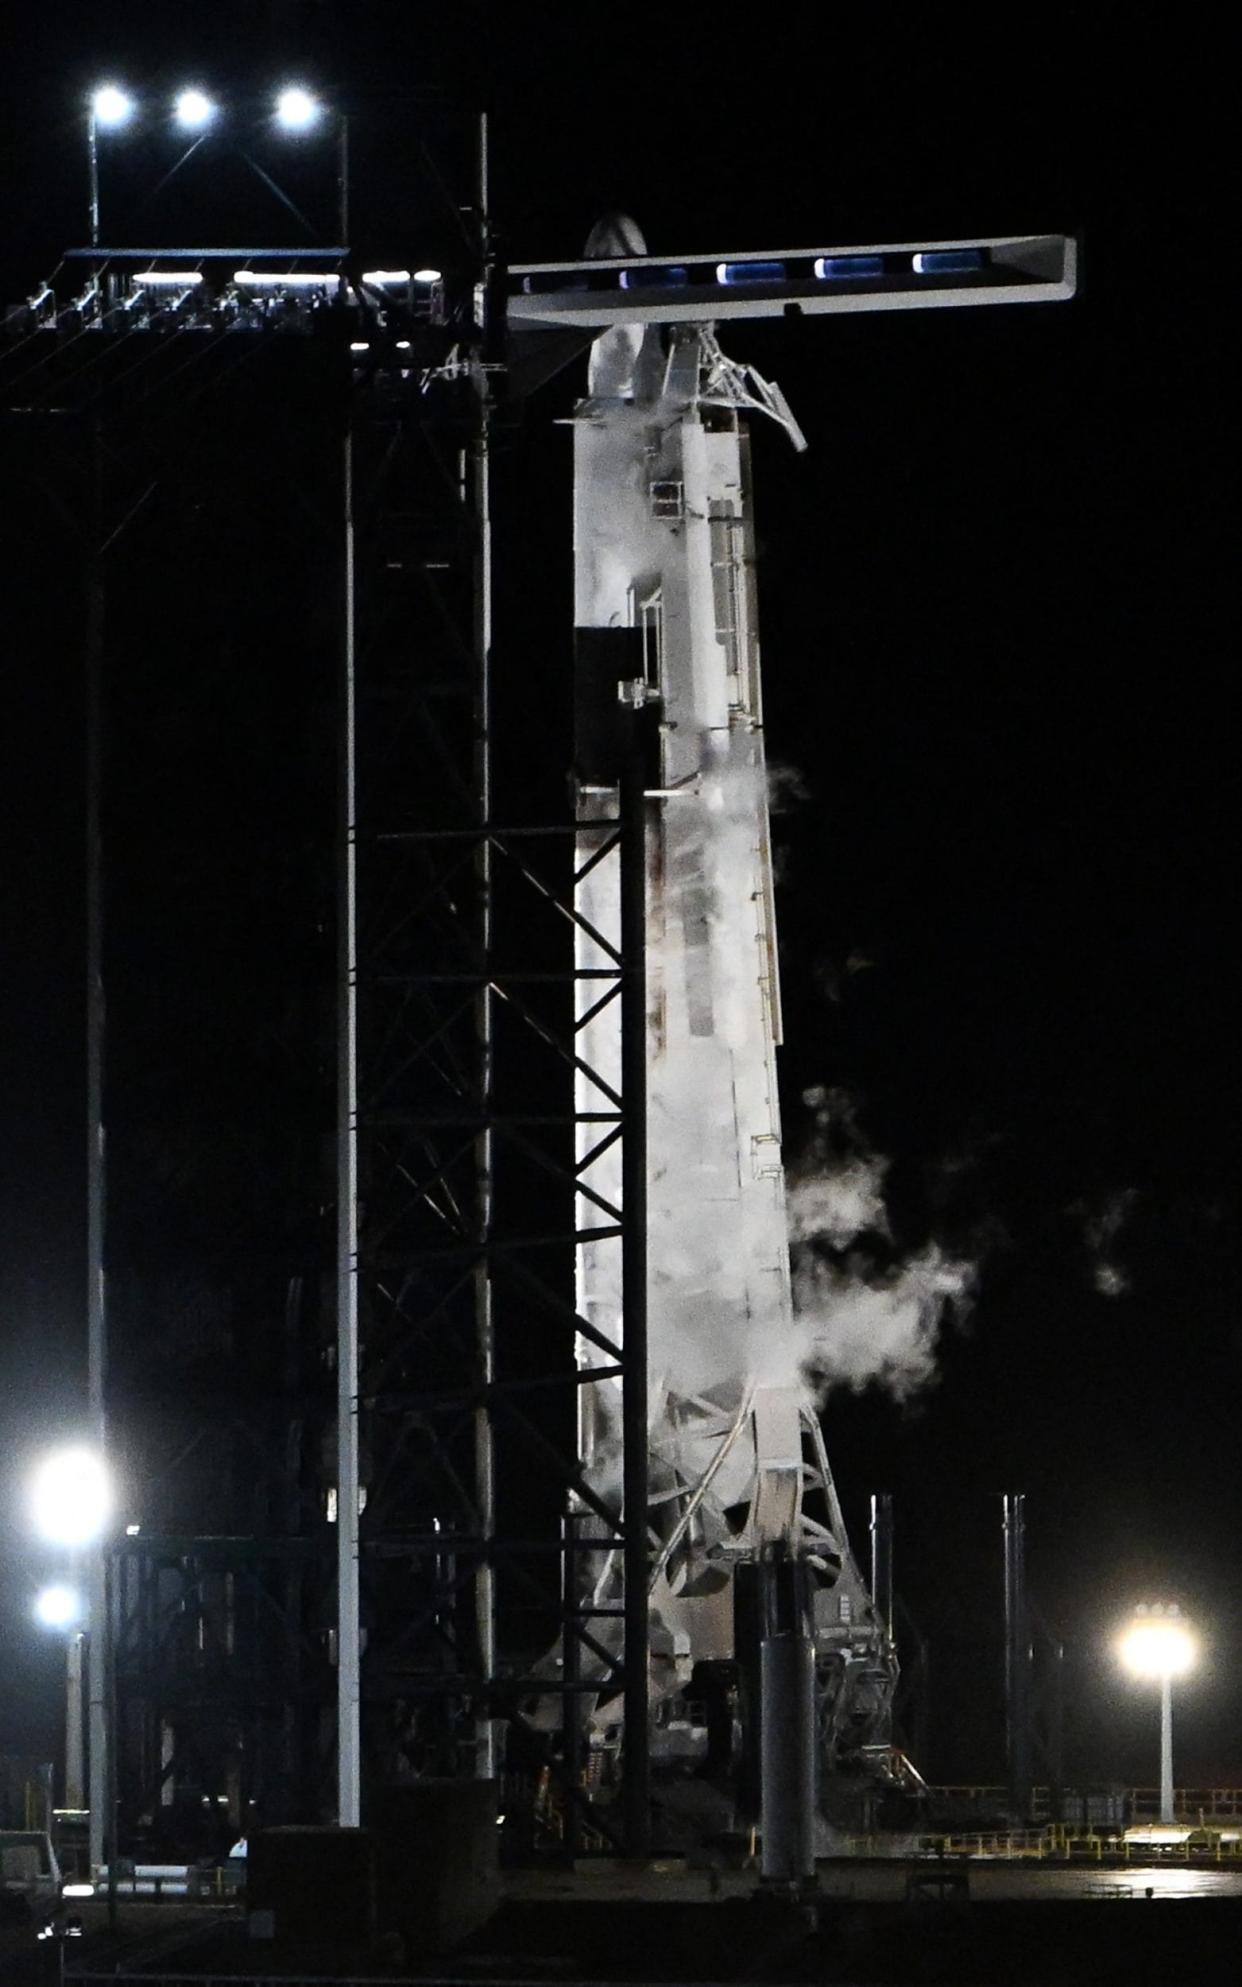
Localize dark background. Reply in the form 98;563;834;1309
0;8;1234;1791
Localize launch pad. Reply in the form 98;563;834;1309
28;1859;1242;1987
3;94;1077;1886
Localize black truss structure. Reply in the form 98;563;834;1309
3;234;653;1856
4;325;350;1851
348;358;649;1844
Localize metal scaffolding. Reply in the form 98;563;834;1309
345;344;651;1840
5;152;1075;1860
3;210;655;1853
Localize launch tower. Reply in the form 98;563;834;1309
2;105;1074;1869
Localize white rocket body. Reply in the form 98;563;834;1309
572;283;892;1770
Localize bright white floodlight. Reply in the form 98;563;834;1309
1118;1602;1196;1825
91;85;134;129
413;268;443;285
1119;1603;1196;1680
29;1447;113;1548
174;88;217;131
34;1584;83;1630
275;86;321;132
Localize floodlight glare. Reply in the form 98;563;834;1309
1117;1602;1197;1825
34;1584;82;1630
91;85;134;129
29;1446;113;1548
413;268;443;285
174;88;217;131
275;86;321;131
1119;1606;1196;1680
234;270;338;290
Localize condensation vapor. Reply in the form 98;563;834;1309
1075;1187;1137;1297
788;1086;975;1400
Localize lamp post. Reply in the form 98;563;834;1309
29;1448;114;1873
1118;1602;1195;1824
34;1586;88;1812
87;81;333;250
87;85;134;249
77;70;341;1855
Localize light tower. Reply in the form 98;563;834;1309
28;1449;112;1851
1119;1602;1196;1823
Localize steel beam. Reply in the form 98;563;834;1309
1003;1492;1033;1819
619;733;650;1858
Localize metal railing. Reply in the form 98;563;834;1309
1129;1787;1242;1822
930;1784;1242;1822
840;1823;1242;1863
68;1977;422;1986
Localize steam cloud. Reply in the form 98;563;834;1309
788;1086;975;1400
1074;1187;1137;1297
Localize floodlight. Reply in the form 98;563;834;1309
1118;1604;1196;1680
1117;1602;1197;1826
413;268;443;285
29;1446;113;1547
34;1583;83;1630
174;88;217;131
91;85;134;129
361;270;411;287
234;270;338;290
275;86;321;131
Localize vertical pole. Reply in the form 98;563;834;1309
1160;1674;1174;1824
85;484;108;1881
87;112;100;251
105;1546;118;1933
1047;1634;1065;1823
869;1492;894;1639
759;1555;816;1885
1003;1493;1032;1820
561;1513;582;1864
619;731;649;1858
903;1606;931;1776
472;107;498;1784
336;418;362;1827
336;114;349;249
65;1632;86;1812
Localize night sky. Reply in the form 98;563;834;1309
0;10;1234;1793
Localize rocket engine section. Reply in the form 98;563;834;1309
570;221;896;1836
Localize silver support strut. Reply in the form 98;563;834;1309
336;424;362;1826
472;106;498;1783
85;535;108;1879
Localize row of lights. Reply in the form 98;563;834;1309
1118;1601;1196;1680
130;268;442;287
91;84;326;133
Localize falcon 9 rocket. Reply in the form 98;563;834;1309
569;218;895;1862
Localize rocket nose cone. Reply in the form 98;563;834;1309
584;212;648;260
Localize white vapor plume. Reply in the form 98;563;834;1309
767;761;811;812
787;1154;889;1248
1075;1187;1137;1297
788;1086;975;1399
1093;1262;1128;1298
795;1246;975;1400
